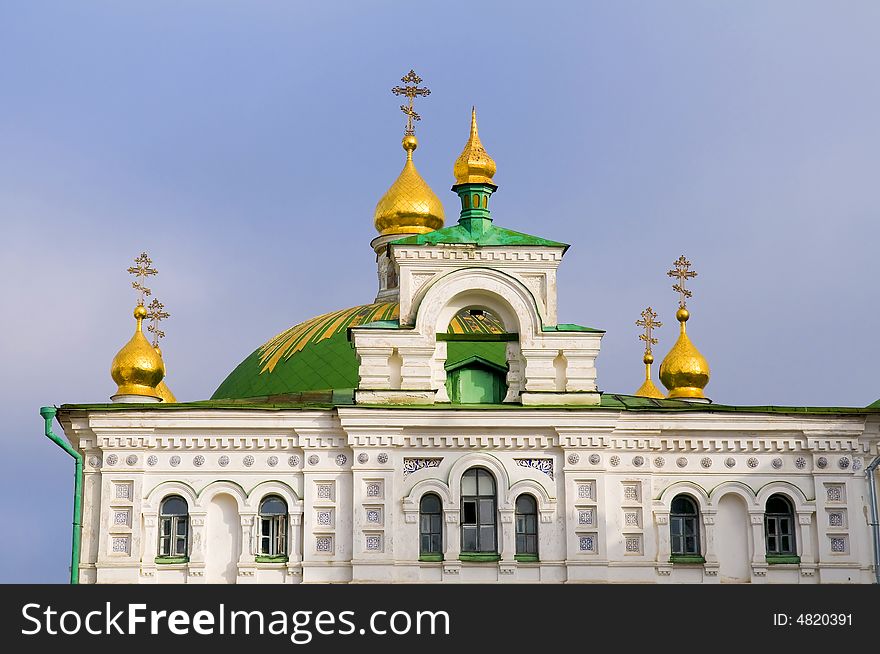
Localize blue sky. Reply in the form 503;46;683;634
1;2;878;581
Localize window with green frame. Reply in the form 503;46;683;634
461;468;497;555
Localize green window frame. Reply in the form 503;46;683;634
765;494;796;557
515;494;538;561
258;495;288;558
419;493;443;560
461;468;497;554
670;495;700;556
158;495;189;559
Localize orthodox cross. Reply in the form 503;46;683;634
636;307;662;355
392;69;431;135
146;298;170;348
127;252;157;306
667;255;697;308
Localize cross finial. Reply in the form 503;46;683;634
392;69;431;136
636;306;662;356
146;298;170;348
667;255;697;308
127;252;158;306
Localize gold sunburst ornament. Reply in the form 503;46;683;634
659;255;710;400
110;253;166;401
634;307;664;399
374;69;444;237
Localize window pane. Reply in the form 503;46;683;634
516;495;536;514
175;538;186;555
767;495;791;515
684;519;696;537
671;519;682;537
479;526;495;551
421;494;441;514
159;537;169;556
479;499;495;524
431;535;442;553
685;536;696;553
516;534;525;553
420;515;431;532
671;535;682;555
161;496;188;516
260;496;287;516
526;535;537;554
477;469;495;495
176;519;187;536
463;501;477;525
161;519;171;537
420;534;430;553
431;515;442;533
461;471;478;496
462;526;477;552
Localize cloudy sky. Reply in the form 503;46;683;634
2;2;878;581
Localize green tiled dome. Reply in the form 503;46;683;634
212;302;507;400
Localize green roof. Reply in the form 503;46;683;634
212;303;512;400
391;223;568;248
543;323;605;334
59;393;880;416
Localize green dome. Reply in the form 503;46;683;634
212;302;506;400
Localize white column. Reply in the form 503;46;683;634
749;511;767;581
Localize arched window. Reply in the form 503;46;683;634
461;468;497;554
158;495;189;559
419;493;443;560
259;495;288;558
670;495;700;556
515;494;538;560
765;494;796;558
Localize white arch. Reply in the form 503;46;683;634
657;481;711;513
412;268;544;342
509;478;556;512
197;480;248;511
143;480;198;512
708;481;759;508
447;452;513;509
755;482;812;512
403;478;454;508
248;480;302;513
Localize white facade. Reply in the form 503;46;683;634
58;405;880;584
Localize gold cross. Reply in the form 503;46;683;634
636;306;662;355
146;298;170;348
667;255;697;308
127;252;157;306
392;69;431;136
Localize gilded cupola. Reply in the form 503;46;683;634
634;306;665;399
110;304;165;401
453;107;497;185
110;253;168;403
658;256;711;400
373;70;444;237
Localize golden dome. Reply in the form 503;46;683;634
110;305;165;399
635;352;665;399
373;135;445;236
153;346;177;403
453;107;497;185
659;308;710;399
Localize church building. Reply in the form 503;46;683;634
47;71;880;584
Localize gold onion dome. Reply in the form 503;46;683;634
153;346;177;403
635;352;665;399
453;107;497;185
110;305;165;399
373;135;445;236
659;308;710;399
